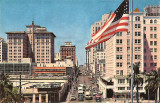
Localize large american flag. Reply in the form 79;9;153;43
85;0;129;50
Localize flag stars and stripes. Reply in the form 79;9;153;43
85;0;129;50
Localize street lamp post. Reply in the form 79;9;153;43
19;72;22;102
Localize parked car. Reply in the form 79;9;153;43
96;95;101;102
70;95;76;101
93;91;97;96
85;91;92;100
85;88;89;91
98;91;103;95
78;95;84;101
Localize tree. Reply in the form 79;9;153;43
0;73;23;103
127;62;143;103
145;68;160;103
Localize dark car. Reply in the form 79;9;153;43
96;95;101;102
78;95;84;101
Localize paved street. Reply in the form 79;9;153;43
68;75;104;103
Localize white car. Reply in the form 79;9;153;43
70;95;76;101
98;91;103;95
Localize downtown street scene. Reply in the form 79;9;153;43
0;0;160;103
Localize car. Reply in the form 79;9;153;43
70;95;76;101
85;88;89;91
78;95;84;101
74;87;77;91
93;91;97;96
98;91;103;95
85;91;92;100
96;95;101;102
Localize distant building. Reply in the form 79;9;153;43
0;58;36;75
6;21;56;64
60;42;76;65
34;59;74;76
144;5;160;16
6;31;28;63
26;21;56;63
54;52;61;61
0;38;7;63
10;76;68;103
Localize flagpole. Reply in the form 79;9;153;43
130;0;134;103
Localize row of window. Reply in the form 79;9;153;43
116;39;141;45
118;87;143;90
97;53;105;55
9;53;21;55
135;16;157;24
37;59;50;61
9;50;21;52
144;55;157;60
37;56;50;58
37;53;50;55
144;63;157;67
144;27;157;31
9;56;21;58
144;19;157;24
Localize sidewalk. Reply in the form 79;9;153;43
65;91;70;103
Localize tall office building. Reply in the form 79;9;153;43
6;21;56;64
0;38;7;63
60;42;76;65
6;31;28;63
87;6;160;78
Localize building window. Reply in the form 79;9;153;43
150;63;153;67
150;34;153;38
135;32;141;36
135;55;141;60
135;16;140;21
135;39;141;44
144;27;146;31
116;55;123;60
118;79;125;84
150;19;153;24
154;55;157;60
135;24;141;28
116;62;123;67
144;56;146;60
154;27;157;31
154;63;157;67
116;70;119;75
154;41;157;46
127;87;131;90
154;48;157;52
127;47;130;53
135;47;141;52
144;34;146;38
116;32;122;36
154;20;157;24
150;56;153;60
116;39;122;44
150;41;153;46
143;20;146;24
144;63;146;67
150;48;154;52
150;27;153;31
118;87;125;90
127;39;130;45
127;54;130;60
116;47;123;52
154;34;157;38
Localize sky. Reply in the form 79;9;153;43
0;0;159;65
